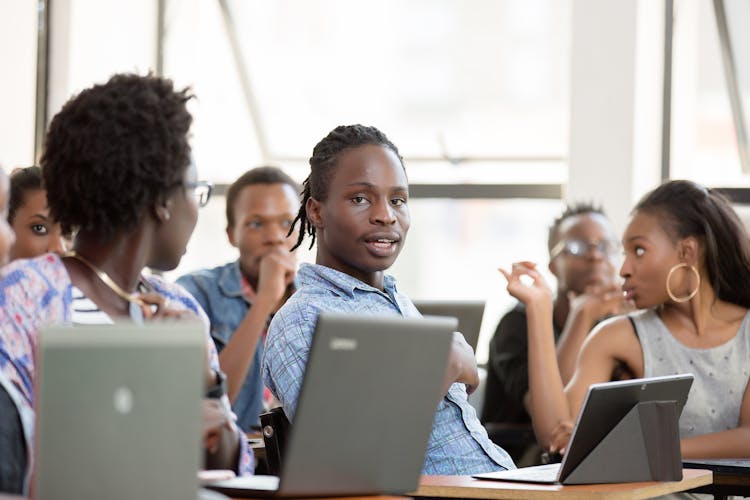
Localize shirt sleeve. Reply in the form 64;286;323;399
262;301;317;421
175;274;206;311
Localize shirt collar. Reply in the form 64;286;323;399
297;263;399;299
218;260;246;300
240;273;257;302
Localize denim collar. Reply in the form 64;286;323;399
218;260;245;299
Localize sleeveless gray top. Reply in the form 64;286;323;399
630;308;750;438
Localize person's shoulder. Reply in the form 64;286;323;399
495;302;527;328
593;313;633;332
176;261;236;287
147;275;204;313
287;277;343;304
272;289;322;324
587;314;638;346
0;254;72;323
0;254;69;293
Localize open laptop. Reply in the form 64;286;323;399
413;299;485;351
474;374;694;485
34;322;205;500
206;313;457;498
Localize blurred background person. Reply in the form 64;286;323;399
8;166;67;261
178;166;299;431
482;203;630;464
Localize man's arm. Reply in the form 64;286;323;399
217;251;295;402
262;301;316;421
442;331;479;397
680;371;750;458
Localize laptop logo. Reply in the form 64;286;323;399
330;337;358;351
113;386;134;414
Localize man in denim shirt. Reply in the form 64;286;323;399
178;167;299;431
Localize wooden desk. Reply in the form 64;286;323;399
411;469;712;499
689;469;750;498
228;497;407;500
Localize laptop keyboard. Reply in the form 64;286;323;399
473;463;562;483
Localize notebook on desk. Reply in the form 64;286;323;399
34;322;205;500
413;299;485;350
474;374;694;485
206;313;457;498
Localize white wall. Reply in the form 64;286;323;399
0;0;38;169
567;0;664;235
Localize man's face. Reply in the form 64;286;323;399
227;183;299;286
549;212;619;294
309;144;410;289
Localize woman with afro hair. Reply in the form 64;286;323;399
0;73;251;494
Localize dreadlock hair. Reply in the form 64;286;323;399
290;124;404;251
225;166;300;229
41;73;194;240
8;166;43;224
633;179;750;308
547;202;607;252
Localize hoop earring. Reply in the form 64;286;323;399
666;263;700;303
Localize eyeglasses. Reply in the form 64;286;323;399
550;238;620;259
185;180;213;208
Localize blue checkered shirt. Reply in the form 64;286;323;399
262;263;515;475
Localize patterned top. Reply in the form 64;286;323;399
631;308;750;437
0;253;252;478
262;263;515;475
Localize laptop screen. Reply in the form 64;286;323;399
278;313;457;497
413;300;485;350
35;322;205;500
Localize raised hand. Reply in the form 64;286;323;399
256;247;297;309
499;261;554;307
567;283;634;324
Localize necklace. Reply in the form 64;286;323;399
63;251;146;307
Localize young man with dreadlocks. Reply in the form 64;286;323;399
262;124;515;475
482;203;629;463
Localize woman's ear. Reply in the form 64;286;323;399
678;236;700;266
306;197;324;228
154;199;172;224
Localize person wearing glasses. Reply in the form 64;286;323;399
178;166;299;432
503;180;750;459
482;203;631;464
0;74;250;494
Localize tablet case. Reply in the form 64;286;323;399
563;400;682;484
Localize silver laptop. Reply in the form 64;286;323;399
474;374;694;485
206;313;457;498
34;322;205;500
413;299;485;350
